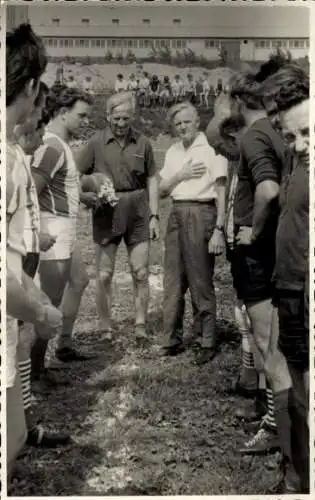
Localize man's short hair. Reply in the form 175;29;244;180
6;23;47;106
46;86;93;120
106;91;136;115
263;64;309;113
167;101;198;124
219;114;246;140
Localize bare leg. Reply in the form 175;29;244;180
95;242;118;335
128;241;150;335
58;246;90;351
31;259;70;379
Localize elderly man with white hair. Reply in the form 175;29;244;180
77;92;159;342
159;102;227;364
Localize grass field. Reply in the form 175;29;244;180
9;140;282;496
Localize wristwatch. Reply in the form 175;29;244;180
215;225;224;232
150;214;160;221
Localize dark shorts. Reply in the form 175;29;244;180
230;243;275;304
22;252;40;279
273;289;309;373
18;253;40;327
226;246;244;301
93;189;149;247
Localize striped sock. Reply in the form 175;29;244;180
235;304;255;369
263;386;277;430
240;330;255;369
19;358;32;411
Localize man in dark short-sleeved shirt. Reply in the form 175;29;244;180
77;92;159;341
263;66;309;493
228;73;292;457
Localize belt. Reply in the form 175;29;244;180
116;188;146;194
172;199;215;205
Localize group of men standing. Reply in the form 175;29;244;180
6;22;309;495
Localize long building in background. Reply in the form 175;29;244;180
7;4;309;62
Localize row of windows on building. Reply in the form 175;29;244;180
43;38;188;49
43;37;309;51
52;17;182;26
254;39;309;49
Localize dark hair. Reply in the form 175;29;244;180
229;72;263;110
34;81;49;108
219;114;246;140
263;64;309;113
45;86;93;120
6;23;47;106
229;50;291;111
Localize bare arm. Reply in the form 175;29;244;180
75;139;95;174
7;267;46;324
214;177;226;227
148;175;159;215
251;180;279;242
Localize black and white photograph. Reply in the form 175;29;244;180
4;1;311;496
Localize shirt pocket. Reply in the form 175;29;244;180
131;152;146;175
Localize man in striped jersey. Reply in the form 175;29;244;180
30;87;93;394
6;23;62;478
17;101;71;447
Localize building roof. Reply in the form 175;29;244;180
28;5;309;39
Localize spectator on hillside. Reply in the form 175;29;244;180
127;73;138;94
185;73;197;104
159;76;172;108
115;73;128;93
138;71;150;107
159;102;227;364
199;75;210;107
76;92;160;342
149;74;161;108
171;74;184;104
216;78;223;96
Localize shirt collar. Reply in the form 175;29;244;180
104;126;140;145
179;131;208;151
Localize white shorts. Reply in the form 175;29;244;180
40;213;77;261
7;317;19;389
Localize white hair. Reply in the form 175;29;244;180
106;91;136;115
167;101;199;124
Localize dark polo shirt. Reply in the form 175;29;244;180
273;158;309;291
234;118;284;235
82;127;156;191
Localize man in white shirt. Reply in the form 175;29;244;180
114;73;128;93
159;102;227;364
171;74;184;104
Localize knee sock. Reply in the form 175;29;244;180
235;304;256;387
262;385;277;431
18;358;32;413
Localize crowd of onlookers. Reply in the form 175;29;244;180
55;63;226;108
6;22;310;497
113;71;226;108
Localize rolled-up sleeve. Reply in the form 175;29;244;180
214;153;228;181
242;129;280;186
